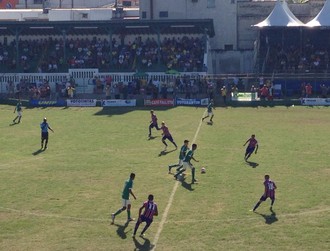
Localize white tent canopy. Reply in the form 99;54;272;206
253;0;304;27
305;0;330;27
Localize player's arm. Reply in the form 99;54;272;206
191;156;199;162
243;139;249;146
138;204;144;217
154;206;158;216
13;107;16;113
129;189;136;200
255;144;258;154
48;125;54;133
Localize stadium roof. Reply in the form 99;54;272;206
305;0;330;27
253;0;304;27
0;19;215;37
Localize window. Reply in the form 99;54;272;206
34;0;43;4
192;0;198;2
224;44;233;51
159;11;168;18
81;13;88;19
207;0;215;8
142;11;147;19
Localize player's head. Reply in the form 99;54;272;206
184;140;189;145
148;194;154;201
161;121;165;126
43;117;47;122
150;110;154;114
264;174;270;180
251;134;255;138
130;173;136;180
192;143;197;150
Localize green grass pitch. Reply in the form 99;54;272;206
0;105;329;251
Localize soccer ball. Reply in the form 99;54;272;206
201;167;206;174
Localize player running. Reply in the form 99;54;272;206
174;143;199;184
161;121;177;151
243;134;258;161
252;174;277;211
111;173;137;224
202;99;215;123
13;100;23;124
148;110;161;137
132;194;158;238
168;140;189;174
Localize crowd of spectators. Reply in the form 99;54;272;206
0;35;205;73
261;39;330;74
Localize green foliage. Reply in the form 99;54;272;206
0;105;329;250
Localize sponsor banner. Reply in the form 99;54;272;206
231;92;259;101
30;99;66;107
144;99;174;106
301;98;330;106
102;99;136;107
176;98;209;106
67;99;96;107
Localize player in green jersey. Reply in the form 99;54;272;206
174;143;199;184
13;100;23;124
111;173;137;224
202;99;215;123
168;140;189;174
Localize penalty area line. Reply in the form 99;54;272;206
151;110;206;251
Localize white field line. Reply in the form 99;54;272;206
151;110;206;251
0;206;328;224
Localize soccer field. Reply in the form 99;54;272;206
0;105;329;251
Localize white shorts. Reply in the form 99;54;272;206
208;111;213;116
122;199;131;207
178;159;183;166
17;111;22;116
183;161;194;170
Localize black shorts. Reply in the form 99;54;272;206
41;132;49;140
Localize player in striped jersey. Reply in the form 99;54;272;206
132;194;158;238
161;121;177;151
252;175;277;211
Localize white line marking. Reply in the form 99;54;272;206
0;206;328;224
151;110;206;251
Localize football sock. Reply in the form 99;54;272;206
114;208;123;216
253;202;261;211
192;167;195;181
127;210;131;219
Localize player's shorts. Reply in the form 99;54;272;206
122;199;131;207
17;111;22;116
41;132;49;140
246;146;255;154
182;161;194;170
149;122;159;129
162;135;174;142
139;215;153;225
259;194;275;201
208;111;213;116
178;159;183;166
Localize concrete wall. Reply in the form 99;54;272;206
140;0;238;51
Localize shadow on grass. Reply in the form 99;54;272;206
206;121;213;126
255;208;278;225
181;179;194;191
32;149;44;155
133;236;154;251
147;136;158;141
9;122;19;126
114;221;130;239
245;161;259;168
94;106;175;117
158;149;176;157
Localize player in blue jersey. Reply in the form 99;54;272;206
40;118;54;150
